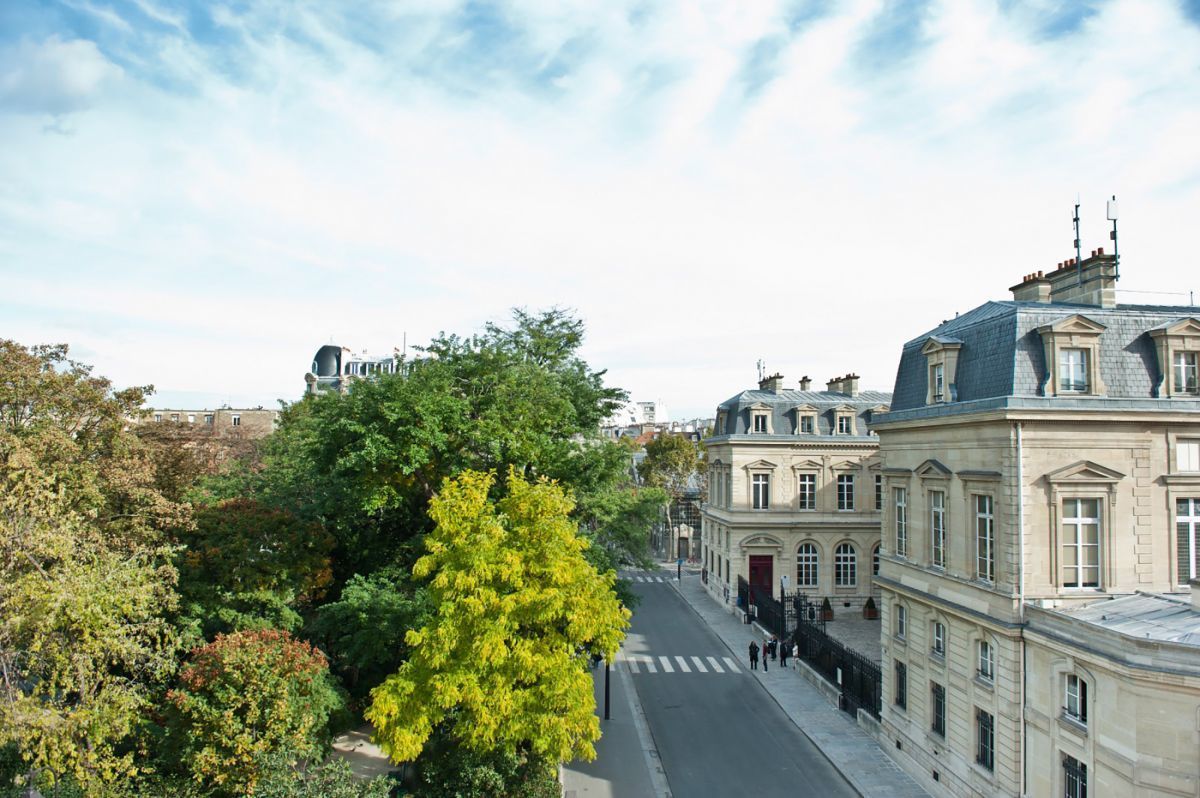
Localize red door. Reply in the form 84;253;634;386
748;556;773;593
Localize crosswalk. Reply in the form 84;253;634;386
617;651;744;675
628;575;672;583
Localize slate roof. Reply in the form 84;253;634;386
1056;593;1200;646
887;300;1200;414
714;388;893;437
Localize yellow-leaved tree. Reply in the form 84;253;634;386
366;468;629;772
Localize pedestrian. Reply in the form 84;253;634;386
749;640;759;670
779;638;789;669
770;635;779;661
791;641;799;670
762;638;769;672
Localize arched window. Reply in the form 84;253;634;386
835;543;857;587
796;543;818;588
872;544;881;577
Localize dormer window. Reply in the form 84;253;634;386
837;416;851;434
1038;314;1106;397
753;415;768;433
747;403;773;434
1150;318;1200;397
800;416;815;433
921;336;962;405
832;406;855;435
793;404;818;434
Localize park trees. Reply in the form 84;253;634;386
366;470;629;771
637;432;705;556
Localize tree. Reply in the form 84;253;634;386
366;470;629;770
166;629;344;796
0;341;184;790
175;499;334;636
637;433;704;556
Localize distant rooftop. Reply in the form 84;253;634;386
1055;592;1200;646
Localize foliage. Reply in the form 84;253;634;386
0;341;184;790
636;432;704;546
309;569;432;696
175;499;334;636
367;470;629;768
166;629;344;796
412;725;560;798
253;752;392;798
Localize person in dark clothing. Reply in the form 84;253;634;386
749;640;759;670
779;638;789;668
769;636;778;660
761;638;769;672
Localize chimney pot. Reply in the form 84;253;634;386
1097;247;1104;255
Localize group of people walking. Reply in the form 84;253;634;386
748;635;799;672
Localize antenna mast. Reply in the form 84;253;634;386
1107;195;1120;281
756;359;765;382
1073;198;1083;286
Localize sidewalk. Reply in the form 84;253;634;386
668;571;929;798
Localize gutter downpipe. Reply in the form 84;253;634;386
1015;421;1027;798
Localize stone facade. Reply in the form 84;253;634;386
872;252;1200;797
133;407;279;438
701;373;891;617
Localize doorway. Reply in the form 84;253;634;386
748;555;773;593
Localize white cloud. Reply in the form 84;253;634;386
1;0;1199;418
0;35;123;115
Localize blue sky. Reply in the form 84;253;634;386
2;0;1199;418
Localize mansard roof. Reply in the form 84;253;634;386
714;387;893;437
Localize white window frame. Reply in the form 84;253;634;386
752;414;768;433
895;604;907;639
204;414;214;425
931;621;946;657
1178;440;1200;472
837;474;855;511
837;415;852;434
1175;351;1199;394
752;473;770;510
976;708;994;771
931;362;945;402
153;413;163;422
187;413;195;423
930;490;946;568
975;494;995;583
799;414;815;434
1064;674;1087;725
1059;347;1090;393
1177;497;1200;583
231;414;241;427
1061;498;1101;588
834;543;857;587
796;543;819;588
977;639;994;681
894;487;908;557
797;473;817;510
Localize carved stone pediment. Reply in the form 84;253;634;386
916;459;953;478
1045;460;1124;484
1039;314;1106;336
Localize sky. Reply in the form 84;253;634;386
2;0;1199;420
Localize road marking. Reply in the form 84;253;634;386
690;656;707;673
722;656;741;672
674;656;691;672
706;656;725;673
658;656;674;673
625;655;640;674
641;655;657;673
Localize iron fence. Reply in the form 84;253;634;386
791;597;881;719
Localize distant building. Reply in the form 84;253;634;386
304;344;398;395
131;407;279;438
701;372;891;616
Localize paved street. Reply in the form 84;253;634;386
565;570;858;797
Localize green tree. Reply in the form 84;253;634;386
367;469;629;770
166;629;344;796
175;499;335;636
636;433;704;553
0;341;184;790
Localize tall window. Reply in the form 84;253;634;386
931;682;946;736
875;474;883;511
836;415;852;434
1179;440;1200;472
930;490;946;568
894;661;907;710
231;414;241;427
931;362;945;401
895;604;907;638
835;543;857;587
170;413;179;422
976;709;994;771
1063;755;1087;798
894;488;908;556
1177;498;1200;582
797;474;816;510
1062;498;1100;588
931;621;946;657
154;413;163;422
752;474;770;510
753;414;768;433
978;640;994;681
1059;348;1089;392
1064;674;1087;725
872;544;881;577
799;415;815;434
1175;351;1199;394
837;475;855;511
975;495;995;582
796;543;818;588
204;414;214;425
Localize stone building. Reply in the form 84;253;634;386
133;407;279;438
305;344;398;395
872;251;1200;797
701;373;891;616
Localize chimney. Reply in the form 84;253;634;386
827;376;843;394
1044;249;1118;307
798;375;812;391
843;373;860;397
758;373;786;394
1010;270;1051;303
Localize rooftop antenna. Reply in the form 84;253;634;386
1073;197;1083;286
756;359;765;382
1107;195;1120;281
